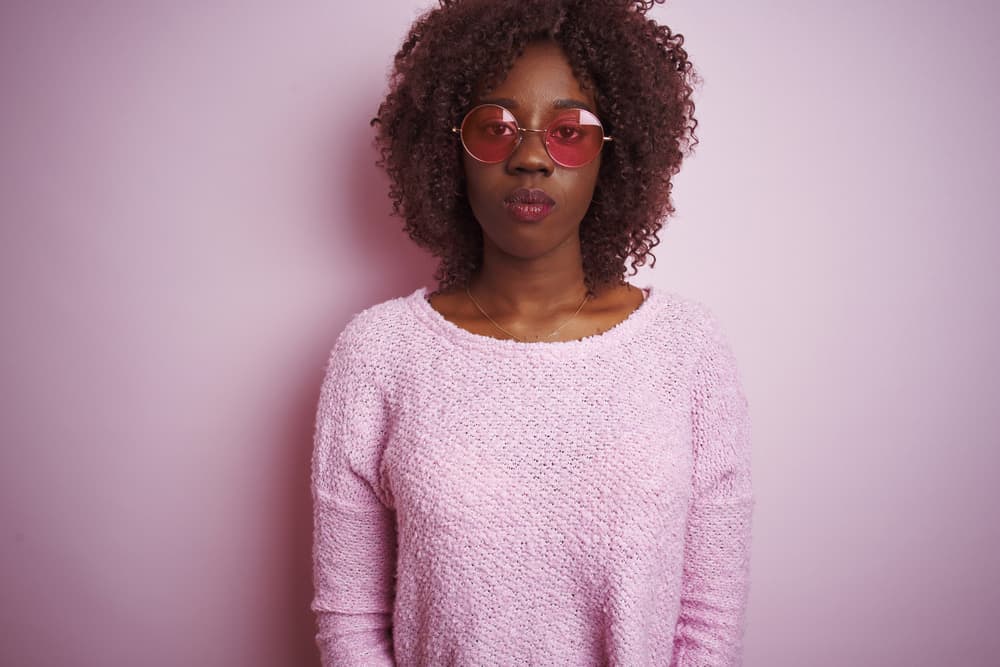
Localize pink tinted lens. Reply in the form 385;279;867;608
460;105;519;163
545;109;605;167
459;104;607;167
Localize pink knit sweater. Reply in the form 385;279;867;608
310;284;754;666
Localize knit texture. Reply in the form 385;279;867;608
311;284;754;666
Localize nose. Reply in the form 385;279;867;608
506;129;554;176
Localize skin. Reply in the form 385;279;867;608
428;40;646;342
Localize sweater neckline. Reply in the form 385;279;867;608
407;283;659;357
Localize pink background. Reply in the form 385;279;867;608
2;2;998;665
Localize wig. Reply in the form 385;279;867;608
372;0;700;295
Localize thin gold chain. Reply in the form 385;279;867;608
465;284;591;342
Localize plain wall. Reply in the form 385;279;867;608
1;1;998;665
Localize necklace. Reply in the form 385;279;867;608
465;284;591;342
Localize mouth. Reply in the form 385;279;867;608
504;188;556;222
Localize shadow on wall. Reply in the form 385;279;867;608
326;98;439;305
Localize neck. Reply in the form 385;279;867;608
469;242;591;318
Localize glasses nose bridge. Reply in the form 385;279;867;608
513;125;552;162
518;125;549;143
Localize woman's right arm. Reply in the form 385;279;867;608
311;325;397;666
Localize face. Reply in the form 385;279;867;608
461;41;603;261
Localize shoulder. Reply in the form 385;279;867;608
336;292;411;341
325;288;422;370
661;292;746;394
644;289;747;389
648;288;729;345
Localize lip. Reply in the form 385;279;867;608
504;188;556;222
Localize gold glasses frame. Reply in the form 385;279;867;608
451;103;613;168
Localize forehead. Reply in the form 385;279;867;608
475;40;596;113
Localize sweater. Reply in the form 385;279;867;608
310;283;755;666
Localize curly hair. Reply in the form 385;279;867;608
372;0;700;296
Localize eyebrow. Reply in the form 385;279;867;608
479;97;595;113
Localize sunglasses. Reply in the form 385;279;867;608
452;103;613;168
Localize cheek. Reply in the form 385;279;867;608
566;165;601;209
462;159;501;208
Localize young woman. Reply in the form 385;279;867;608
311;1;754;664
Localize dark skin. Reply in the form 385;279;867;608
428;40;646;342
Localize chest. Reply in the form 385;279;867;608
379;358;695;542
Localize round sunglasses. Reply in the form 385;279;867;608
452;103;613;168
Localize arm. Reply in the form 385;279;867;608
311;325;397;666
672;312;755;667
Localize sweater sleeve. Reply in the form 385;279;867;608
672;311;755;667
310;324;397;666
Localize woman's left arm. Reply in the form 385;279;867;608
671;309;756;667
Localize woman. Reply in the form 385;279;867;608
310;1;754;665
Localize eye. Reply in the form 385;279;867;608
549;123;585;144
481;121;516;139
